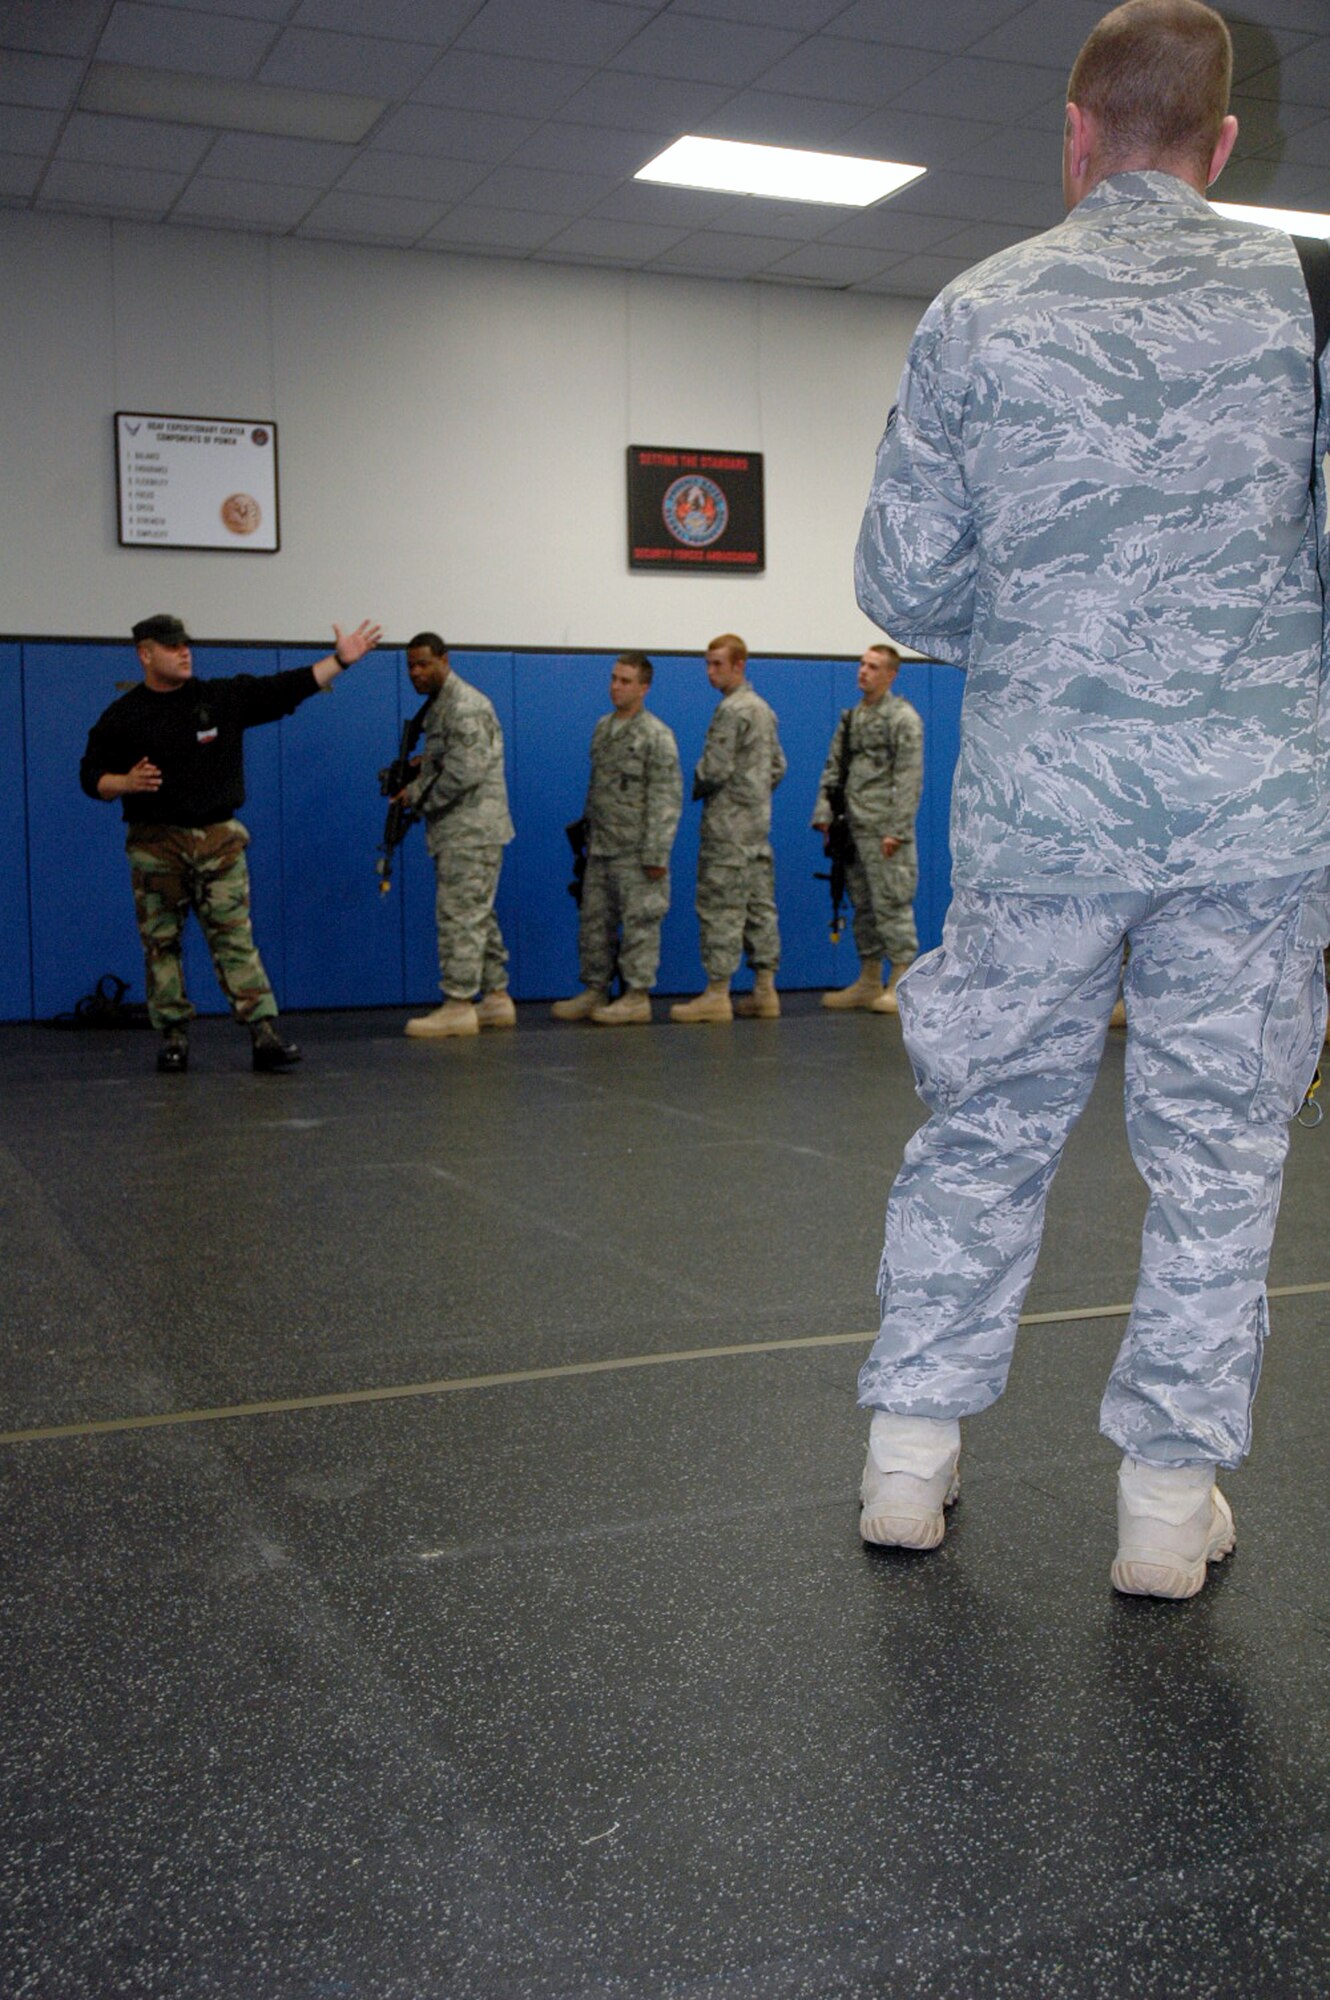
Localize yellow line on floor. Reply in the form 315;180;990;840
4;1281;1330;1448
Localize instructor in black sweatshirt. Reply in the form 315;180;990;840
80;611;382;1073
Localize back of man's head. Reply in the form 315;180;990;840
1069;0;1232;179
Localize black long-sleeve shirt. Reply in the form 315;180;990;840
80;668;321;825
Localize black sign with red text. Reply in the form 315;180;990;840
627;445;765;574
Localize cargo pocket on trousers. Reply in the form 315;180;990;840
1249;889;1330;1124
897;921;996;1112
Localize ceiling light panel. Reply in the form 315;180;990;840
1211;200;1330;238
636;136;925;208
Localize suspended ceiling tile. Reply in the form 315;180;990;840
964;0;1105;69
902;53;1068;121
937;218;1036;262
96;2;277;80
0;102;62;151
157;0;292;16
609;14;800;88
0;148;42;196
0;49;82;107
756;35;942;106
506;120;659;176
667;0;844;27
289;0;483;43
1229;23;1318;86
589;178;735;226
855;248;971;296
944;121;1065;186
298;186;446;240
829;0;1028;54
648;227;797;274
411;52;594;118
890;167;1063;230
836;106;998;170
420;202;567;250
57;111;216;172
259;27;441;97
761;240;895;283
554;68;736;134
697;88;874;148
539;214;691;261
375;103;540;160
1272;116;1330;166
703;192;857;239
202;131;359;184
0;0;107;58
39;157;189;214
336;151;490;203
457;0;653;68
173;175;317;227
467;160;620;213
819;203;959;254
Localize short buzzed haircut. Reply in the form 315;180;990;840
867;642;901;665
617;649;654;685
406;631;447;656
707;632;748;663
1068;0;1232;177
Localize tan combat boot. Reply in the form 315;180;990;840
590;990;652;1025
870;960;912;1014
822;956;883;1010
670;982;733;1024
550;988;606;1022
734;969;780;1018
405;999;480;1038
476;988;517;1029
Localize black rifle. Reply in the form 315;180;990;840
375;701;431;894
815;709;857;943
565;818;589;905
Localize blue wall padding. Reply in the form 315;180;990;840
11;641;963;1021
0;647;32;1022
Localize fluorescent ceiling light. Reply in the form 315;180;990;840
79;64;384;144
1211;200;1330;239
636;136;925;208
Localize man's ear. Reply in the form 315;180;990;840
1206;114;1239;188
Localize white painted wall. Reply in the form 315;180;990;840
1;210;921;653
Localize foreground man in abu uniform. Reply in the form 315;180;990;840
81;611;382;1074
855;0;1330;1598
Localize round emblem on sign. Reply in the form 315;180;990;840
662;474;728;548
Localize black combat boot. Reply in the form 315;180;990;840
157;1027;189;1074
250;1018;301;1072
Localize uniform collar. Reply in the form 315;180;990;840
1076;169;1213;217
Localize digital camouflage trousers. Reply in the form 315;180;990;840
696;849;780;981
847;829;918;966
579;855;670;992
431;839;508;999
126;819;277;1030
859;872;1330;1468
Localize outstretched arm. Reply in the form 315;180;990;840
312;619;384;689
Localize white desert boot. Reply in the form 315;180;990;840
404;999;480;1039
476;988;517;1029
1111;1459;1235;1600
859;1413;961;1551
551;988;606;1022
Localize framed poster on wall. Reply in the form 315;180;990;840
627;445;764;573
115;412;280;552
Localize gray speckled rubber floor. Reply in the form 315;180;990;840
2;1002;1328;1999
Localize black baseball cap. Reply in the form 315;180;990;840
132;613;190;645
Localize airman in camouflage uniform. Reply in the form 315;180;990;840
671;633;787;1024
853;0;1330;1599
552;652;682;1026
813;643;924;1013
400;633;516;1040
